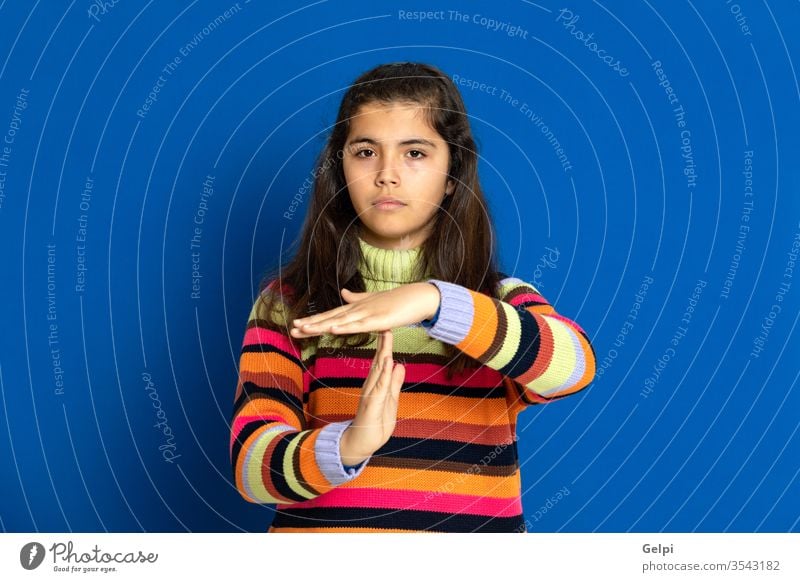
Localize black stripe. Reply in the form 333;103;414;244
310;378;506;399
230;420;267;472
268;433;310;503
499;306;541;379
270;506;525;533
292;431;322;497
374;436;517;467
578;328;597;362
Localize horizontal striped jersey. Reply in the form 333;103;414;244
230;237;596;532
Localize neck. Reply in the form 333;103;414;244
357;236;430;284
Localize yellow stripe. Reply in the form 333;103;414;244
246;426;289;504
283;431;315;499
534;317;578;396
485;301;521;371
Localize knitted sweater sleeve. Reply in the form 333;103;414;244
423;276;596;406
230;287;370;505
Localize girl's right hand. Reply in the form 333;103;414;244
340;329;405;466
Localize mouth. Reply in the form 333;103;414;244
372;198;407;210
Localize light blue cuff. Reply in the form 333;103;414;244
423;280;475;344
314;420;371;485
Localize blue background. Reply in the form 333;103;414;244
0;0;798;532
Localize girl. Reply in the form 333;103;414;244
230;62;596;533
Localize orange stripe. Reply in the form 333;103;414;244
391;418;515;446
237;399;303;429
456;291;498;359
238;369;303;401
526;303;555;315
241;352;303;381
296;430;334;493
502;379;532;412
310;392;513;426
335;466;521;497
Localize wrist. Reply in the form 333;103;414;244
425;282;441;321
340;427;371;466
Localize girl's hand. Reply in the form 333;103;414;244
290;282;440;338
339;329;405;465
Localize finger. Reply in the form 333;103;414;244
289;327;316;338
289;325;330;338
366;355;391;399
373;331;384;363
377;332;393;385
292;304;351;327
340;288;366;302
370;330;387;361
327;318;369;334
392;362;405;395
299;313;366;334
362;334;384;397
363;358;386;399
384;363;404;417
376;355;393;394
381;329;392;358
363;331;391;397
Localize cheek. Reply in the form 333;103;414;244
342;161;355;185
343;164;371;212
410;168;447;201
344;161;370;188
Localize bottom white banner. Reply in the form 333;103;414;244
1;533;796;580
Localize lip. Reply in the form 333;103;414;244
372;197;407;206
372;197;407;211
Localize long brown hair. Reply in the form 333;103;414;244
256;61;503;380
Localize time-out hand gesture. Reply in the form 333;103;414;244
339;329;405;465
290;282;440;338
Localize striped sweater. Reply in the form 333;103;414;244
231;237;596;532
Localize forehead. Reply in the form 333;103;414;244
347;102;439;141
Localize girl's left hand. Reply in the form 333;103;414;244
290;282;440;338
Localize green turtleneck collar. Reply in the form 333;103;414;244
357;236;430;284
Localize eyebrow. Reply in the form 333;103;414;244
346;136;438;149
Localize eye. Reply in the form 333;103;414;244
407;150;426;159
354;148;375;158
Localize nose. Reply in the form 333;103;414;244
375;157;399;187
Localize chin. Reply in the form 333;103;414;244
361;222;415;239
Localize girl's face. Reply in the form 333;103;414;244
342;101;455;250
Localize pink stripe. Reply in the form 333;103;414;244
548;313;586;335
314;360;501;386
509;292;548;307
280;487;522;517
243;327;300;357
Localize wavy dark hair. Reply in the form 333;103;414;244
256;61;503;380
